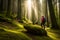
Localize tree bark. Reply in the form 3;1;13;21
11;0;18;19
59;0;60;26
59;0;60;20
6;0;11;17
0;0;3;13
46;0;49;27
3;0;8;16
17;0;22;20
36;0;41;25
47;0;59;29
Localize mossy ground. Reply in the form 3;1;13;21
0;21;60;40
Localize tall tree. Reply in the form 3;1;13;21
0;0;8;17
52;0;58;21
17;0;22;20
3;0;8;16
36;0;41;25
0;0;3;13
59;0;60;20
12;0;18;19
31;0;38;24
31;9;35;24
47;0;59;29
6;0;11;17
6;0;18;19
59;0;60;26
43;0;49;27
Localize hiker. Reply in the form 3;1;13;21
41;16;46;29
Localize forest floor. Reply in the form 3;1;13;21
0;22;60;40
25;28;60;40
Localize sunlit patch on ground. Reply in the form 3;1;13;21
0;28;32;40
46;28;60;40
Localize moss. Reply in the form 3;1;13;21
0;28;32;40
0;16;24;29
11;20;24;29
24;24;47;36
19;17;32;24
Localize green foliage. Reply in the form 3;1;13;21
24;24;47;36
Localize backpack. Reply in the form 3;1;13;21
41;17;46;22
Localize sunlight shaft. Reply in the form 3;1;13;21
27;0;32;20
22;0;41;22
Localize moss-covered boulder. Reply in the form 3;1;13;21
24;24;47;36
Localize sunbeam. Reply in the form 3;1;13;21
40;0;42;4
21;0;42;23
27;0;32;20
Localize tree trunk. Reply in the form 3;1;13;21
47;0;59;29
0;0;3;13
6;0;18;19
31;0;38;24
36;0;41;25
17;0;22;20
59;0;60;26
6;0;11;17
11;0;18;19
44;0;49;27
59;0;60;20
3;0;8;16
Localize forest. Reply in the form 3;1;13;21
0;0;60;40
